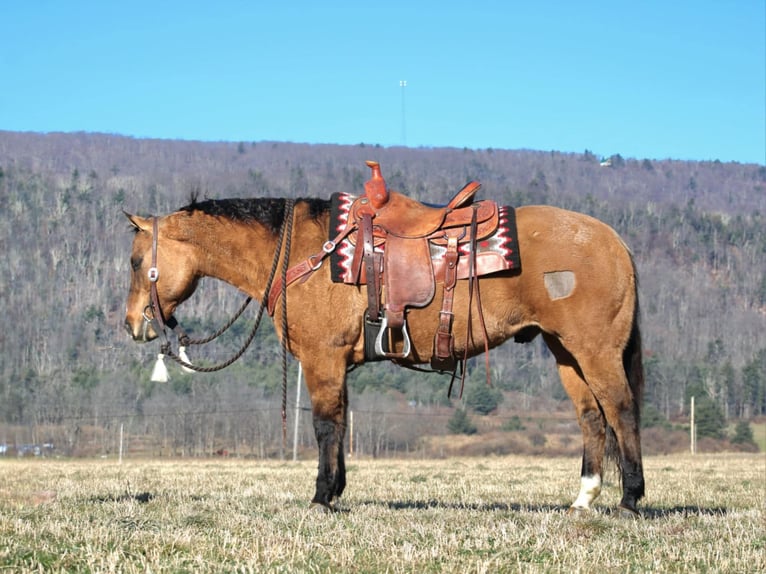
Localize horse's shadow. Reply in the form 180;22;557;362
87;492;732;519
90;492;154;504
636;505;731;519
358;499;731;519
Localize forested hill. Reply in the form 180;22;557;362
1;131;764;455
2;130;764;215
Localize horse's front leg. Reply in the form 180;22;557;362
311;409;347;507
304;362;349;509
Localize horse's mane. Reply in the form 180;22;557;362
180;196;331;232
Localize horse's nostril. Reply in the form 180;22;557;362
124;320;134;337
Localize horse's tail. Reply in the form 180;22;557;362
623;259;644;421
607;254;644;460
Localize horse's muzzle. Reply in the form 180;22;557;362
124;318;157;342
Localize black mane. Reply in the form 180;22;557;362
180;197;331;232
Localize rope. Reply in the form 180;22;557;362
177;295;253;346
279;200;295;453
162;300;266;373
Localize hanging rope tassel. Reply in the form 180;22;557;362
151;353;169;382
178;346;195;373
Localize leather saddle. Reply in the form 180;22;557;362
344;161;501;368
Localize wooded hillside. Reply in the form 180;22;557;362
1;131;764;456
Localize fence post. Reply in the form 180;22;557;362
118;423;124;464
690;396;696;455
292;364;302;462
349;410;354;458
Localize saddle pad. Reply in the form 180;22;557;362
329;192;521;284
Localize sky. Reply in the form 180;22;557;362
1;1;764;164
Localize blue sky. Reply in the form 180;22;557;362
1;1;764;164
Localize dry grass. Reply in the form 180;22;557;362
1;454;764;573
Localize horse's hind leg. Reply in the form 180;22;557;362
560;364;607;512
576;354;645;516
545;334;606;512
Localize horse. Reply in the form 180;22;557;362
123;184;645;517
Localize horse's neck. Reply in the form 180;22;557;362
182;203;326;300
180;214;278;298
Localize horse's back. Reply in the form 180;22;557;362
515;204;631;260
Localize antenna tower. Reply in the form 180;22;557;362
400;80;407;146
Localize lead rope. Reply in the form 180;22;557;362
279;200;295;456
174;295;253;346
163;297;253;375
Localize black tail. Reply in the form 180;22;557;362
606;258;644;461
623;264;644;422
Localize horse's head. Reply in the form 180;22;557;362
123;212;200;341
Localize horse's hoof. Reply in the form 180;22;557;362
616;505;641;519
309;502;334;514
567;505;591;516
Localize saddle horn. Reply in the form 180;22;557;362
364;160;389;209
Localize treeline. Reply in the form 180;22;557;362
0;131;764;456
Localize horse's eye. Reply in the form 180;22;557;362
131;257;142;272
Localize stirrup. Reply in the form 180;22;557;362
374;314;412;359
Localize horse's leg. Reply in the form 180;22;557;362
576;353;645;516
334;381;348;498
544;334;606;512
312;413;346;507
303;360;349;509
559;364;607;511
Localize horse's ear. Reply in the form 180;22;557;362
124;211;151;232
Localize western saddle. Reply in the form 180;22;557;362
268;161;503;371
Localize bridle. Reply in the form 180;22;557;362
142;216;167;338
142;200;295;375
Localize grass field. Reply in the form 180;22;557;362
1;454;764;573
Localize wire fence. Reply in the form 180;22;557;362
0;401;581;461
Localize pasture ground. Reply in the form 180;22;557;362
1;454;764;573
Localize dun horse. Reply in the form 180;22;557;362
123;164;645;516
